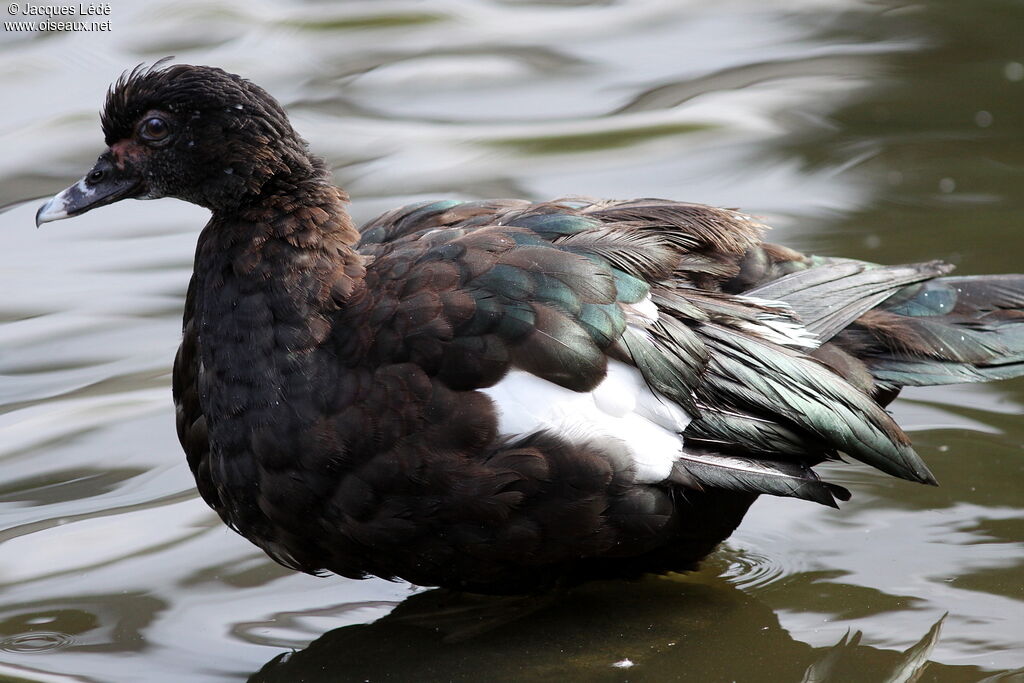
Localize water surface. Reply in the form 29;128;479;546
1;1;1022;681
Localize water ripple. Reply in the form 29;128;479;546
0;631;75;654
716;534;812;591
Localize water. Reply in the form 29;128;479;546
1;0;1022;681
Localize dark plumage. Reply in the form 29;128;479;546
35;64;1024;594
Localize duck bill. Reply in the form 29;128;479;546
35;153;143;227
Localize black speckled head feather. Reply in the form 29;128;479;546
101;59;293;145
97;61;328;212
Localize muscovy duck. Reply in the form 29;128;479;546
35;64;1024;594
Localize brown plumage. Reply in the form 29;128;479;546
34;63;1024;594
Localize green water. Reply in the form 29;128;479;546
1;1;1022;681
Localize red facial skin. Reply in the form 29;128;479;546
109;139;148;170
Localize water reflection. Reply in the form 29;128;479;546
248;578;986;682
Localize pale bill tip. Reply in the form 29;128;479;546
35;195;69;227
34;181;89;227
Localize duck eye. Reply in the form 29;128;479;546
139;116;170;142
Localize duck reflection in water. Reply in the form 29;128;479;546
247;576;982;683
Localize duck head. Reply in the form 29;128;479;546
36;62;326;226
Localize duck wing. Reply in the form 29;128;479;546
729;245;1024;394
745;257;955;342
348;199;935;505
839;274;1024;388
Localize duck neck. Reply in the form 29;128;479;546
191;181;365;425
200;179;364;314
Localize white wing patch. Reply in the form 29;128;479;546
479;359;691;483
